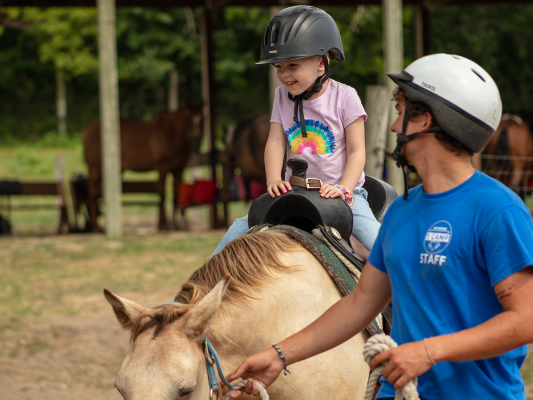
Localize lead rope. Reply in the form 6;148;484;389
223;334;420;400
224;380;269;400
363;334;420;400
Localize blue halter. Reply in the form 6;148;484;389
162;302;234;399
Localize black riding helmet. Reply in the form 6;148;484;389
257;6;344;65
257;6;345;138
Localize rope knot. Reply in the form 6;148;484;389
224;380;269;400
362;334;420;400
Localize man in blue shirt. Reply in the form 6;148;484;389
224;54;533;400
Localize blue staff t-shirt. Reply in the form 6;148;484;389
368;171;533;400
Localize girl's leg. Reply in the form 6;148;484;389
212;215;250;256
350;187;381;251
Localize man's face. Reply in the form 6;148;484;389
391;100;431;136
391;100;433;158
273;56;325;96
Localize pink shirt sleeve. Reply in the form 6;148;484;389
270;86;283;125
341;86;367;128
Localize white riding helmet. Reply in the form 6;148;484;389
387;53;502;153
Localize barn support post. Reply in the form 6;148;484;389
97;0;123;239
364;85;390;179
416;0;430;58
56;69;67;136
382;0;404;194
201;3;227;229
169;69;179;112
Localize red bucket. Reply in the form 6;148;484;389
178;182;195;208
193;180;217;204
250;180;266;199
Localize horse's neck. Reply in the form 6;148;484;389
211;248;343;362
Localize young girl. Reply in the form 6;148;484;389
213;6;380;255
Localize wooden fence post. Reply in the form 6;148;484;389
97;0;122;239
382;0;404;194
364;85;390;179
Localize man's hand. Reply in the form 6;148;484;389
221;347;285;398
319;183;345;201
267;181;292;197
369;340;434;389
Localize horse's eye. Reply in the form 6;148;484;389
178;389;193;398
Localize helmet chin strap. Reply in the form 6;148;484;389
392;99;443;200
289;55;343;137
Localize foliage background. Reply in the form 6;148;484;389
0;4;531;144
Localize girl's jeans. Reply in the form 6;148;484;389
212;187;381;256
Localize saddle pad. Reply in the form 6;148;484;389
248;224;383;336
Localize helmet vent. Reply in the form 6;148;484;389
270;21;281;46
471;69;486;82
283;28;292;44
272;27;280;46
263;26;269;47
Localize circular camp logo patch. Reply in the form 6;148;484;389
423;221;452;254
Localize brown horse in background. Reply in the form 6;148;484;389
83;104;203;231
482;114;533;199
226;115;270;199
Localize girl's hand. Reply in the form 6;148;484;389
267;181;292;197
221;347;285;398
319;183;345;201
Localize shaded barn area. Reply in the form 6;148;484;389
1;0;533;236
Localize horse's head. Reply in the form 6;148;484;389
175;104;203;154
183;103;203;154
104;278;228;400
153;104;203;154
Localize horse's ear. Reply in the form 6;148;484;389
181;277;229;341
104;288;150;330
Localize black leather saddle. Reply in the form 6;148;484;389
248;159;398;241
362;174;398;224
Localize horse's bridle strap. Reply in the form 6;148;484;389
204;335;234;395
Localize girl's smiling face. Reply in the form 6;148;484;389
274;56;325;97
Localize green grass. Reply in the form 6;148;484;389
0;233;224;322
0;231;228;393
0;135;236;233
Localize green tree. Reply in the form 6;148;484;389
430;4;533;114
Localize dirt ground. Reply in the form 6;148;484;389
0;280;189;400
0;224;223;400
0;310;128;400
2;229;533;400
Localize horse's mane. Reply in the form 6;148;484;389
130;230;300;342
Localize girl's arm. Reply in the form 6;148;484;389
320;117;366;200
264;122;292;197
341;117;366;189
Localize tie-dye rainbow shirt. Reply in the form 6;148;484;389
270;79;367;188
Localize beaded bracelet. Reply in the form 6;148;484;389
334;184;355;206
272;344;291;376
423;338;436;365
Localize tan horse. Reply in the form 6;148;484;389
83;104;203;231
482;114;533;199
105;230;370;400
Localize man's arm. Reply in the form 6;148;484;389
371;266;533;389
225;263;392;398
279;262;390;365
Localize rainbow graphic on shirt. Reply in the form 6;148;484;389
285;119;336;154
